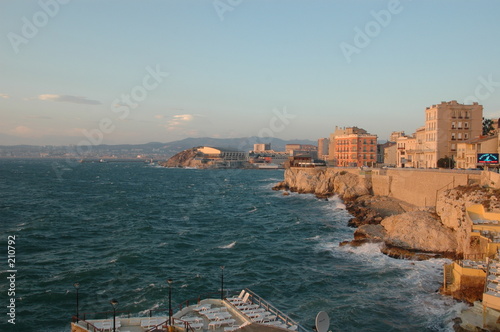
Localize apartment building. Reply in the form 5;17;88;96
397;101;483;168
329;127;377;167
317;138;329;160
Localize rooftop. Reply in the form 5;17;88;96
71;289;308;332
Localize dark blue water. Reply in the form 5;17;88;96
0;160;464;332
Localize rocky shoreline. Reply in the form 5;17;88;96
273;167;500;261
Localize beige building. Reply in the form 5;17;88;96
456;135;499;169
396;134;417;167
285;144;318;158
253;143;271;152
317;138;329;160
423;100;483;167
397;101;483;168
389;131;405;143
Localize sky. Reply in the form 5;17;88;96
1;0;500;146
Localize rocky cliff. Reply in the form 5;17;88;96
273;167;500;260
159;147;203;168
273;168;371;199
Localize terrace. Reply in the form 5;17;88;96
71;289;308;332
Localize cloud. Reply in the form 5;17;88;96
0;93;9;99
166;114;195;130
38;94;102;105
10;126;35;137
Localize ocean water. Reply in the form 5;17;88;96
0;160;466;332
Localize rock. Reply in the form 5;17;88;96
275;167;500;260
354;224;387;241
380;245;445;261
333;171;371;199
381;211;458;255
160;148;203;168
274;168;372;199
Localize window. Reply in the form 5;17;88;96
451;121;455;129
458;121;462;129
464;122;469;129
451;133;456;140
464;133;469;139
458;133;462;140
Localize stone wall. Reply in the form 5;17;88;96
481;170;500;189
281;167;482;208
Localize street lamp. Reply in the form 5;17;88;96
110;299;118;332
73;283;80;323
220;266;225;300
167;279;173;325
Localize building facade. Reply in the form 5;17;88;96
396;101;483;168
423;100;483;168
317;138;330;160
331;127;377;167
253;143;271;152
456;135;499;169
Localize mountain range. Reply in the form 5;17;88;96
0;136;317;159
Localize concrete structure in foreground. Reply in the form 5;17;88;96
71;289;307;332
443;205;500;331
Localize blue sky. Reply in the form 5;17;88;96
1;0;500;145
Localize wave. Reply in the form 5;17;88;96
327;195;346;210
219;241;236;249
248;206;257;213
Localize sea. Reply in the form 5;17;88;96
0;159;467;332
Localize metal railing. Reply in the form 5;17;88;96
243;288;309;332
71;315;106;332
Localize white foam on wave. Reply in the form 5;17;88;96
323;239;464;329
248;206;258;213
306;235;321;241
219;241;236;249
327;195;347;210
257;177;282;182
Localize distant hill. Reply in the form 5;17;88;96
161;136;316;154
0;137;316;159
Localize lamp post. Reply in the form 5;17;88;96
73;283;80;323
220;266;225;300
110;299;118;332
167;279;173;326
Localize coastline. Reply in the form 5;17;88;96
273;166;500;331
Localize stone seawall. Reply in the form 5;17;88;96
275;167;481;208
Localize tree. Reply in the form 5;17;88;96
483;117;495;136
437;156;455;169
